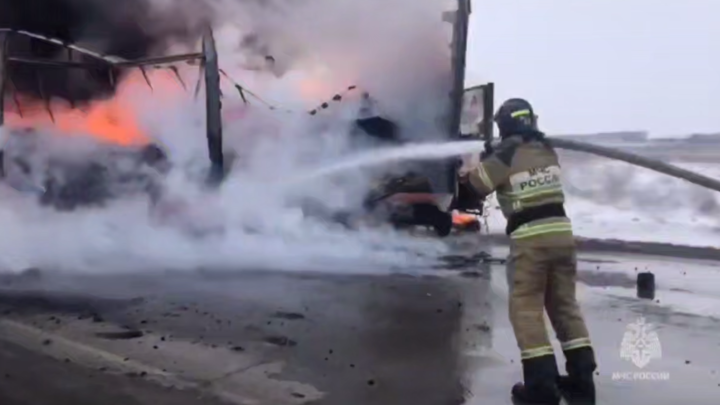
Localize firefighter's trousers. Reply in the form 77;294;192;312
506;243;592;360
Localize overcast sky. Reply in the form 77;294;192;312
465;0;720;137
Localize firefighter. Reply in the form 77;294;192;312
459;98;596;404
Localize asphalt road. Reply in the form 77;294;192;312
0;266;476;405
1;240;719;405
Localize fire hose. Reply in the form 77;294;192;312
479;137;720;193
548;138;720;193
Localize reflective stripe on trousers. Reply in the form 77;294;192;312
561;337;592;352
521;345;555;360
521;338;592;360
510;221;573;240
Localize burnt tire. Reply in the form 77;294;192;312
39;163;111;211
454;181;484;211
433;212;453;237
411;203;453;237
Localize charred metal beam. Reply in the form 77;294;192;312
8;54;200;69
202;28;224;185
7;57;93;68
194;63;204;99
114;53;202;68
108;68;115;87
10;30;109;59
236;85;247;104
35;70;54;122
5;29;114;64
8;79;22;118
168;66;187;90
139;66;153;91
0;32;8;127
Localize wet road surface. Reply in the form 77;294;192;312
1;243;719;405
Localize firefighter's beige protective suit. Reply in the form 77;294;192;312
462;134;596;402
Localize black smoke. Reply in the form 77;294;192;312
0;0;210;105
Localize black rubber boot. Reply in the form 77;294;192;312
511;355;561;404
558;347;597;404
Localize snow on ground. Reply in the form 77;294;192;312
574;253;720;319
484;160;720;248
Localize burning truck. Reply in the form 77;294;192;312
0;0;484;236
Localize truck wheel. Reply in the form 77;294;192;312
433;212;453;237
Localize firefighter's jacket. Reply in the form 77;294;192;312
466;134;573;245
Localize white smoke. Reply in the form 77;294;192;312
206;0;453;134
0;0;456;274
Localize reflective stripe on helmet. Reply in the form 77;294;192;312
510;109;532;118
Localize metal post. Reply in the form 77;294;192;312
481;82;494;142
449;0;471;139
0;32;9;127
445;0;471;199
202;27;224;185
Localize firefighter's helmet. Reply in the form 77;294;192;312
494;98;538;137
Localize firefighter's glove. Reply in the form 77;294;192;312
457;166;473;183
480;140;494;159
457;155;479;180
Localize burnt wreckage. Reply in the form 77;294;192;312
0;27;223;210
0;129;170;211
2;2;718;234
0;0;485;236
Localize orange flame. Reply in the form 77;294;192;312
297;77;339;102
6;98;147;146
4;64;359;146
5;69;183;146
